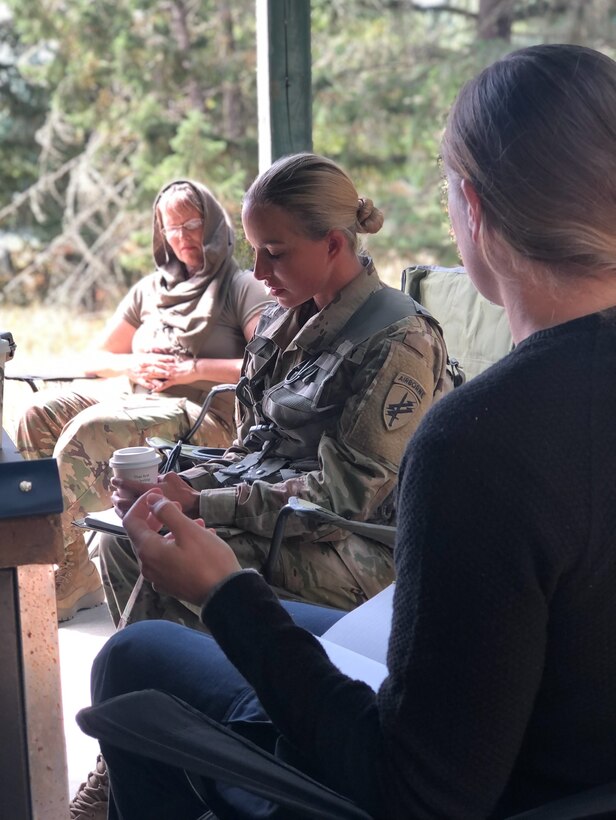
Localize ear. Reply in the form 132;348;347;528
326;230;345;260
460;179;482;242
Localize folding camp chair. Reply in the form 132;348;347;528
146;382;237;474
76;687;616;820
402;264;513;380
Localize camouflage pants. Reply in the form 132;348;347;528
100;526;394;628
16;389;234;561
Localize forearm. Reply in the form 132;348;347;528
192;441;398;534
82;351;136;377
189;357;242;385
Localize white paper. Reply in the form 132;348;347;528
319;584;394;664
317;637;388;691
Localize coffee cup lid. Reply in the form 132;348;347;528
109;446;161;466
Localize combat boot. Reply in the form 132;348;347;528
56;536;105;623
70;755;108;820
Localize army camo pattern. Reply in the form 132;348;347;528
16;388;233;560
102;260;452;620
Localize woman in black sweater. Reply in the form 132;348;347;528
81;44;616;819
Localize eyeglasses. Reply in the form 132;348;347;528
161;218;203;238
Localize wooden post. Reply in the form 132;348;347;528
256;0;312;172
0;431;68;819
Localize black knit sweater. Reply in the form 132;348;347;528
204;310;616;819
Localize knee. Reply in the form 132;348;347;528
55;406;108;457
91;621;184;704
16;403;52;443
18;392;81;438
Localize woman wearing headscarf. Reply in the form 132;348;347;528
16;179;269;622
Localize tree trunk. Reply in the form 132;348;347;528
218;2;244;140
169;0;205;111
478;0;514;40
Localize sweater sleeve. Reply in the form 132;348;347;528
202;571;385;815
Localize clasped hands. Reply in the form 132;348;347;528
128;352;197;392
112;473;241;605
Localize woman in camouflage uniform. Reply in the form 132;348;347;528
101;153;452;625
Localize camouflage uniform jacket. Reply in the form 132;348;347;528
182;259;452;540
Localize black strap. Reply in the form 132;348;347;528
334;285;433;348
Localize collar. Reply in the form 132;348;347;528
261;257;382;353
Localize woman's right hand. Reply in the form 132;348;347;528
126;353;178;390
123;490;241;604
111;471;201;518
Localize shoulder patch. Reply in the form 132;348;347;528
383;372;426;430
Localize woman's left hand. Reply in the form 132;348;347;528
146;358;198;392
122;489;241;605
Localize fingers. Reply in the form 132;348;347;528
144;494;204;539
123;489;167;545
111;476;158;517
123;492;242;604
157;472;201;515
110;476;158;493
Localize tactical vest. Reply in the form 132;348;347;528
211;287;440;488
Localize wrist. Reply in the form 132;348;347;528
184;357;199;384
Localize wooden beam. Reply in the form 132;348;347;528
256;0;312;171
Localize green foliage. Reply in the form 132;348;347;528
0;11;48;220
138;111;246;210
1;0;616;305
310;1;517;268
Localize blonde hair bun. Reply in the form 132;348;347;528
244;153;384;250
356;197;384;234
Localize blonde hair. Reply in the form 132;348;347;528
441;44;616;277
244;153;384;251
155;181;204;228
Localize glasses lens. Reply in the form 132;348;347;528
163;218;203;237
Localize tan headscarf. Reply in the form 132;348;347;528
144;178;240;358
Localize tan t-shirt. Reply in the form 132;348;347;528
116;268;270;404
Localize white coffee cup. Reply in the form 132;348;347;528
109;446;161;484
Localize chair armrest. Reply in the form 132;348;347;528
183;383;237;444
76;689;373;820
264;497;396;584
5;372;100;393
149;383;238;473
